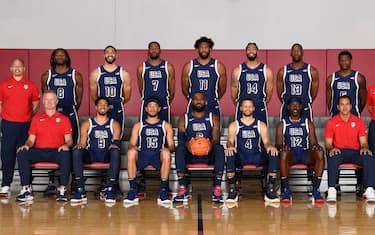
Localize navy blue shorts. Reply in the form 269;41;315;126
138;151;161;170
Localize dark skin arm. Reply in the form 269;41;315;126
357;73;367;113
308;120;322;150
217;61;227;99
275;121;288;151
211;114;221;145
41;70;49;93
181;62;191;100
326;74;333;113
136;63;144;97
276;67;285;103
167;62;176;102
309;65;319;103
177;115;191;152
74;71;83;110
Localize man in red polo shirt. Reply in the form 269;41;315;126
366;85;375;153
16;90;72;202
0;58;40;198
325;95;375;202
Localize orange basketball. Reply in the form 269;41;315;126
189;137;211;156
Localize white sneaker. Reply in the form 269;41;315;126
364;187;375;202
326;187;337;202
0;186;10;197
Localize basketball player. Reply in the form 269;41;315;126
0;58;40;198
181;36;227;117
124;97;175;204
231;42;273;124
173;92;225;203
326;50;367;117
225;98;279;203
275;97;325;203
137;41;175;122
70;97;121;203
277;43;319;120
89;45;132;132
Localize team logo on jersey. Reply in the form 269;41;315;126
351;122;356;128
24;84;29;90
56;117;61;123
209;64;215;68
7;85;13;89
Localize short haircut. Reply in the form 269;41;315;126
192;91;206;100
240;98;255;106
104;45;117;53
246;42;259;50
338;95;352;104
50;48;71;68
194;36;214;49
95;96;110;106
148;41;161;49
287;97;302;105
338;50;352;60
145;96;161;106
291;43;303;51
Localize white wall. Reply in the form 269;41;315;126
1;0;375;49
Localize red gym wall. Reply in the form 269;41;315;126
1;49;374;117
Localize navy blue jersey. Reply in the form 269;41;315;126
237;63;267;105
138;120;166;152
96;66;124;104
87;117;114;156
282;118;310;151
329;71;360;116
235;119;262;155
281;63;312;106
141;60;169;105
47;68;77;107
185;112;213;140
188;58;220;103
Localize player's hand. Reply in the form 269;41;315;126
360;147;373;156
311;144;323;151
73;144;85;150
17;145;30;153
109;144;120;150
328;148;341;157
267;146;278;157
278;145;290;152
225;147;237;157
58;144;70;152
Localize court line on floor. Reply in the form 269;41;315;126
197;193;204;235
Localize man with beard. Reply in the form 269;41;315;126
225;98;279;203
173;92;225;203
277;43;319;121
41;48;83;195
70;97;122;204
0;58;40;198
326;50;367;117
89;45;132;133
124;97;175;204
275;97;325;203
181;36;227;117
137;41;175;122
231;42;274;124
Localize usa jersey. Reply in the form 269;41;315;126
237;63;267;105
188;58;219;102
282;118;309;151
235;119;262;155
185;112;213;140
281;63;312;106
330;71;360;116
87;117;114;161
97;65;124;104
141;60;169;105
138;120;166;152
47;68;77;107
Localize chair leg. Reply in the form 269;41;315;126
356;168;364;197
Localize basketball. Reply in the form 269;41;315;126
189;137;211;156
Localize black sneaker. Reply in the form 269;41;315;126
70;187;87;203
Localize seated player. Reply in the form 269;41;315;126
70;97;122;204
276;97;325;203
16;90;72;202
124;97;175;204
173;92;225;203
225;98;279;203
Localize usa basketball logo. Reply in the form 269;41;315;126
351;122;356;128
23;84;29;90
56;117;61;123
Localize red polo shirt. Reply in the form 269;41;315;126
29;111;72;148
0;77;40;122
324;114;367;150
367;85;375;120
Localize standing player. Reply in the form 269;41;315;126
173;92;225;203
89;45;132;132
41;48;83;145
277;43;319;120
71;97;122;204
0;58;40;198
367;85;375;153
225;98;279;203
181;36;227;117
275;97;325;203
231;42;273;124
326;50;367;117
124;97;175;204
137;41;175;122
